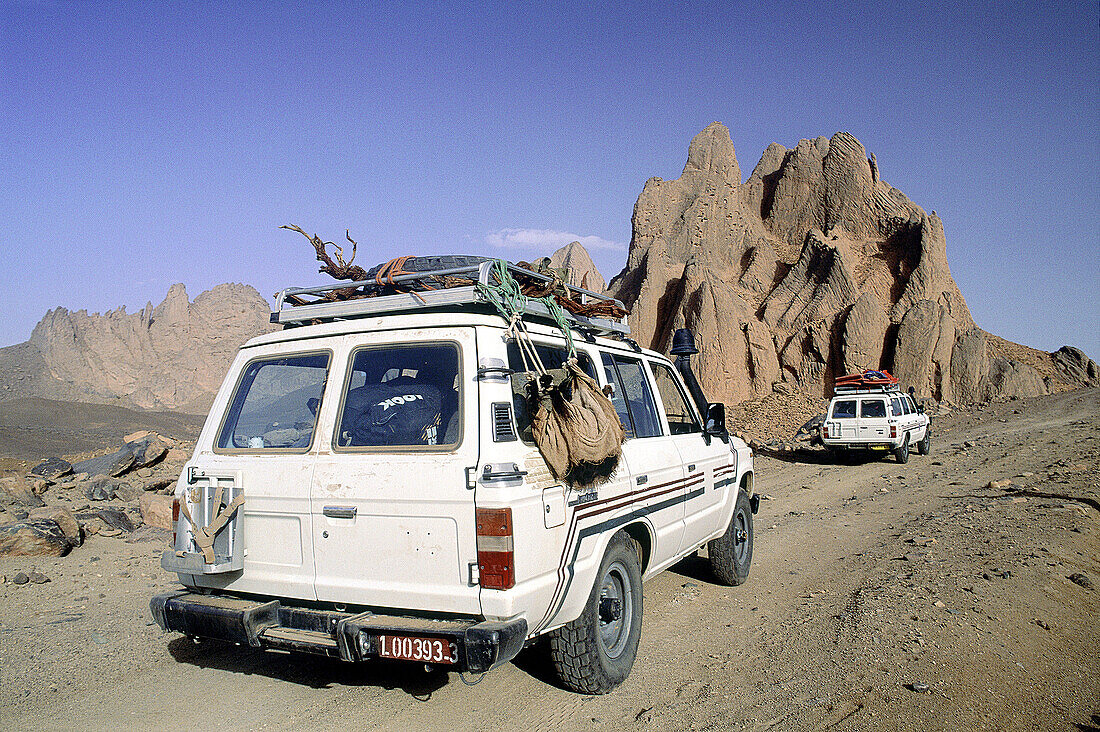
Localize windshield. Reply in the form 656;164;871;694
217;352;330;450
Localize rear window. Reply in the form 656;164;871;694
860;399;887;418
831;400;856;419
336;343;461;449
216;352;330;451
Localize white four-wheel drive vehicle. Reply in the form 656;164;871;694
821;382;930;463
151;260;755;694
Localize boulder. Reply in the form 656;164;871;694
30;457;72;482
84;475;119;502
28;506;83;547
72;448;135;479
95;508;135;533
140;493;174;530
110;481;142;502
126;434;168;469
0;477;46;508
0;520;73;556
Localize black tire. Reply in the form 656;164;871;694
708;490;754;586
549;531;643;694
916;428;931;456
894;434;910;464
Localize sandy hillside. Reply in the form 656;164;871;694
0;388;1097;731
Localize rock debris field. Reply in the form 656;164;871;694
0;388;1097;731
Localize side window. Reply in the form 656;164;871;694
902;396;913;415
607;354;662;439
891;397;903;416
600;353;636;439
336;343;460;449
507;343;595;444
831;400;856;419
217;352;330;451
650;362;701;435
860;399;887;418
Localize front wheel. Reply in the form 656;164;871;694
895;434;910;464
708;490;754;586
549;531;643;694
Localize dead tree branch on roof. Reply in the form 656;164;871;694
280;224;368;282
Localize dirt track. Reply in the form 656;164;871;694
2;389;1097;731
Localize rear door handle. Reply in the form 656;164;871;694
482;463;528;481
323;506;357;519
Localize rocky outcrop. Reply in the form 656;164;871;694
2;283;275;412
608;122;1093;405
549;241;606;292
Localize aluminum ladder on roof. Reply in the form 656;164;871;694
271;260;631;337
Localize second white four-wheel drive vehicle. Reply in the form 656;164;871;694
151;260;756;694
821;375;931;464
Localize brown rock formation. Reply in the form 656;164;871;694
0;283;275;412
608;122;1097;405
549;241;606;292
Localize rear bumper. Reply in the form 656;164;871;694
150;591;527;674
823;441;896;450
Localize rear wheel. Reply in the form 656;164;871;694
549;531;642;694
708;490;753;586
916;428;931;456
894;434;910;464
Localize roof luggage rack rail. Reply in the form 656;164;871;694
271;260;631;337
832;383;903;395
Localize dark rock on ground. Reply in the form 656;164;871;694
28;506;83;547
1068;573;1094;590
30;457;72;481
0;519;74;557
95;508;135;533
71;448;135;479
126;435;168;469
84;476;120;502
12;571;29;585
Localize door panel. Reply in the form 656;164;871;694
309;329;481;614
602;353;686;565
647;361;730;552
186;346;332;601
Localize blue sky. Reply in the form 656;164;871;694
2;1;1097;359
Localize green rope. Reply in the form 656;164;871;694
476;259;575;358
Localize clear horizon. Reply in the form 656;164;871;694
2;1;1097;359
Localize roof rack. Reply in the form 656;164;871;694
271;260;631;337
833;383;902;395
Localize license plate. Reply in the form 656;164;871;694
377;634;457;665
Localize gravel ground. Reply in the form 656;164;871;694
0;388;1097;731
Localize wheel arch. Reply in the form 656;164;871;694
621;520;653;575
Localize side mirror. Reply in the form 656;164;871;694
705;403;728;442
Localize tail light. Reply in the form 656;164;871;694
171;498;180;545
476;507;514;590
890;425;897;438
